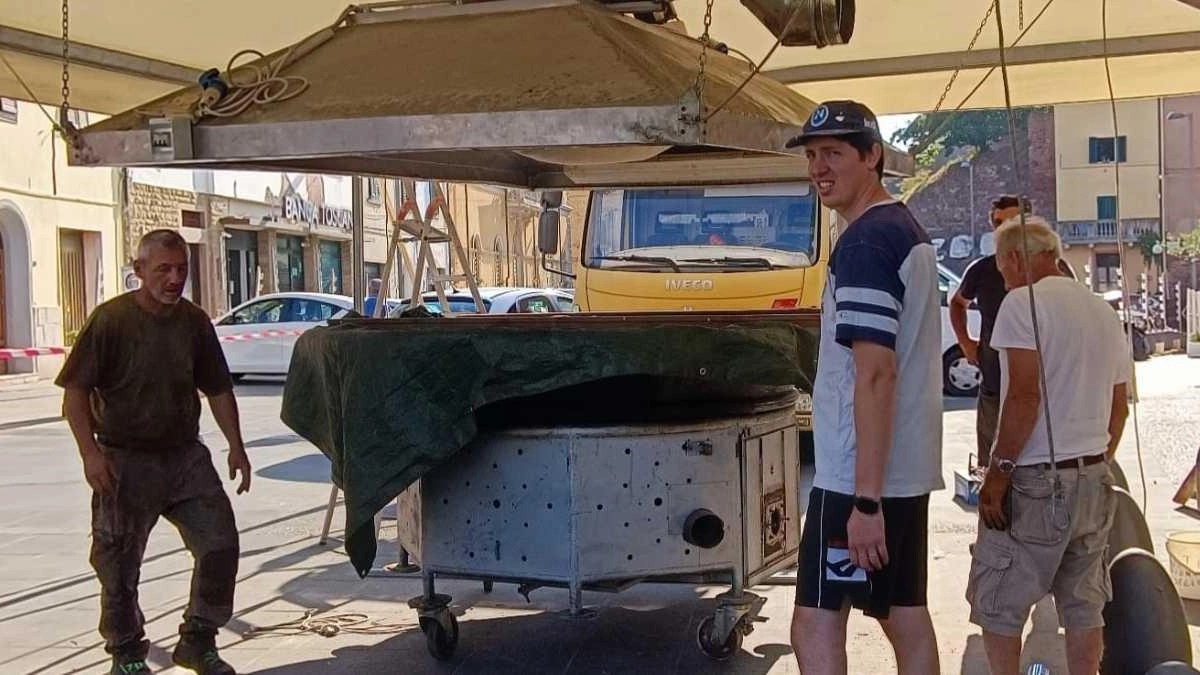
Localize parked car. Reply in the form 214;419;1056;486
939;264;984;397
214;292;399;378
391;287;577;316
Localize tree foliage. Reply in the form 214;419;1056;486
891;109;1037;155
1166;229;1200;260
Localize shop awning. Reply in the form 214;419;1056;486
2;1;1199;117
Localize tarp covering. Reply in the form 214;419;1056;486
280;314;818;575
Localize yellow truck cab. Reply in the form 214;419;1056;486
574;181;829;313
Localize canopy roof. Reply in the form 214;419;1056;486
62;0;850;188
2;0;1198;117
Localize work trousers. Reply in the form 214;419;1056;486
90;441;239;658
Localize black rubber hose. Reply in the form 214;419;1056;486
1101;548;1193;674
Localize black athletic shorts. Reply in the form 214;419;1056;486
794;487;930;619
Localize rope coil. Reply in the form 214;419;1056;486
246;608;409;638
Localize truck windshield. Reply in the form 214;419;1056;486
584;183;817;271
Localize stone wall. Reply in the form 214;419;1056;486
906;109;1057;276
125;183;198;260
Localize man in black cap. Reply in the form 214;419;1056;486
951;195;1076;473
788;101;943;674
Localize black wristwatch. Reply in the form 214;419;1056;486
853;496;881;515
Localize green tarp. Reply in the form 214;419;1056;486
281;317;818;576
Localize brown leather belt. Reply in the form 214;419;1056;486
1028;454;1107;471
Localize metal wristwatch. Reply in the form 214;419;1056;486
853;496;880;515
991;457;1017;475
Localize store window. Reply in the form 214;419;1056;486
276;235;305;292
319;240;343;294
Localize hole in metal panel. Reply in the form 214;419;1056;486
684;549;691;555
493;500;501;509
547;503;554;510
627;554;633;561
625;448;631;455
654;498;663;507
596;504;604;511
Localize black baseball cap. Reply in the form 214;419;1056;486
785;100;883;148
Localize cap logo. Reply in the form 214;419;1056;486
810;105;830;128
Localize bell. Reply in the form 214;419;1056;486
740;0;855;48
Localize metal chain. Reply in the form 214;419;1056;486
1019;0;1025;30
691;0;715;121
932;1;997;114
60;0;71;122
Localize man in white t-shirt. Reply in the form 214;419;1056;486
966;217;1130;675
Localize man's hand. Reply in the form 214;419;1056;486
979;470;1011;530
847;508;888;571
960;338;980;365
82;450;116;496
228;448;252;495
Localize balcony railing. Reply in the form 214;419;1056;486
1055;218;1159;244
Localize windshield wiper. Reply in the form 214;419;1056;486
680;256;782;270
593;255;680;272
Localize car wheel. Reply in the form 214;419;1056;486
943;346;980;397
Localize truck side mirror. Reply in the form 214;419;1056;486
537;191;563;255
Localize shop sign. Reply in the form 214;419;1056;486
283;194;352;229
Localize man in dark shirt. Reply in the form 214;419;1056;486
57;230;250;675
951;196;1073;470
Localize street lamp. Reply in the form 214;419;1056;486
1167;111;1197;289
961;159;975;251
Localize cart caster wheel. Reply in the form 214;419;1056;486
483;580;494;593
696;616;742;661
421;613;459;660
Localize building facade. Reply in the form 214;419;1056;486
0;98;121;376
1054;99;1163;295
1162;94;1200;294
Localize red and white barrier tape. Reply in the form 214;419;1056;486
218;329;305;343
0;329;307;359
0;346;68;360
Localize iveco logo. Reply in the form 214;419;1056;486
666;279;714;291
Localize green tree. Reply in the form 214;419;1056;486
1166;229;1200;261
891;109;1037;155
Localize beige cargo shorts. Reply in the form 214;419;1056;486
966;460;1116;637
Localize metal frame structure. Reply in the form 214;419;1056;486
63;0;826;189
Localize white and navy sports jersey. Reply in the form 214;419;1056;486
812;201;944;498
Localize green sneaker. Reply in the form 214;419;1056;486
110;656;151;675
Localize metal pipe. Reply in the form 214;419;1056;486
352;176;365;313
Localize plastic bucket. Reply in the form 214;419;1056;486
1165;531;1200;601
